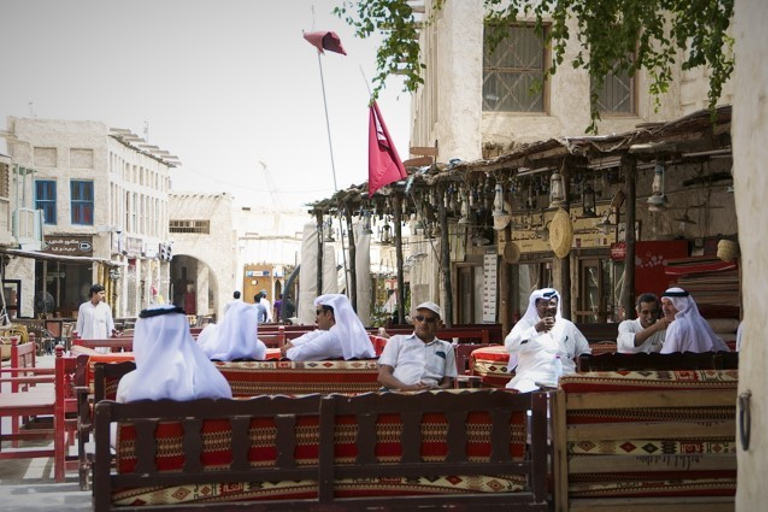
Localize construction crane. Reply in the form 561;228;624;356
258;161;281;208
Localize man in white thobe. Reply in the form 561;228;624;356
280;294;375;361
617;293;668;353
660;287;730;353
505;288;591;392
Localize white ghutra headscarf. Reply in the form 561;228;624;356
661;287;729;353
199;300;266;361
120;304;232;402
314;294;375;359
507;288;563;372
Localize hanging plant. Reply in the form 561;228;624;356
335;0;734;132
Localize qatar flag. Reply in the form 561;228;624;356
368;101;407;196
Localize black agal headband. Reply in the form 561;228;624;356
139;306;186;318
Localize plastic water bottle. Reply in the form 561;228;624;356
553;354;563;386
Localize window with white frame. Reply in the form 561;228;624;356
70;180;94;225
483;24;547;113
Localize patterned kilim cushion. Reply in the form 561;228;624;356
113;389;528;505
469;345;511;388
213;359;381;396
560;370;738;500
560;369;739;394
86;353;135;397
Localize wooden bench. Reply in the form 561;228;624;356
0;345;80;481
77;356;382;489
93;389;549;511
552;369;738;511
578;351;739;372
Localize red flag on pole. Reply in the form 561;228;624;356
369;101;407;197
303;31;347;55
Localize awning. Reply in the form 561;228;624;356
1;248;123;266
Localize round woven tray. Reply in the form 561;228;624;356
504;241;521;264
549;208;573;259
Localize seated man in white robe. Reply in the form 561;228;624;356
617;293;668;353
116;304;232;402
197;300;267;361
280;294;375;361
660;287;730;353
505;288;591;392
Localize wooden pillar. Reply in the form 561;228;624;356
315;212;324;295
499;224;512;335
560;164;572;320
622;155;637;317
393;194;405;324
344;207;357;311
438;189;453;327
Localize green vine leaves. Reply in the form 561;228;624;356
335;0;734;133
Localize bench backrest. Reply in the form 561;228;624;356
578;350;739;371
92;358;382;400
94;389;548;511
552;369;738;511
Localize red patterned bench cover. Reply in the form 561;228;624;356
96;389;548;510
213;359;381;396
469;345;512;388
555;370;738;507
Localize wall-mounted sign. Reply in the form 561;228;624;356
42;235;94;256
504;205;616;255
125;236;143;258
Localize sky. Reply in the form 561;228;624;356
0;0;412;209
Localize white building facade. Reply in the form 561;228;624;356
2;117;177;319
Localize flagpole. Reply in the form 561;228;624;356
316;53;339;192
314;51;350;297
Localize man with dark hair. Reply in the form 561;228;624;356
617;293;668;353
253;293;268;324
75;284;116;353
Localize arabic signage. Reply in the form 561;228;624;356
43;235;94;256
503;205;616;255
124;236;143;258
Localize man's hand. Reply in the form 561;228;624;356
654;317;671;331
280;342;294;358
536;317;556;332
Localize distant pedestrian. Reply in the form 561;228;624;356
253;293;268;324
75;284;116;353
273;294;283;322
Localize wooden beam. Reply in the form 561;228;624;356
410;146;438;157
403;156;433;167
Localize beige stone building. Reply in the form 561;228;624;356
1;117;178;319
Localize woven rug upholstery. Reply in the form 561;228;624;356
469;345;511;388
113;389;529;505
213;359;381;396
560;370;738;500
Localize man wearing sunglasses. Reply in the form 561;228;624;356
280;293;375;361
377;301;457;391
505;288;590;392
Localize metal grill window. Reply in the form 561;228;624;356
593;59;636;114
483;25;547;113
169;220;210;234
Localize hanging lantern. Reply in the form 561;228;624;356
493;183;506;216
549;170;566;207
647;162;669;212
362;210;373;234
380;220;392;244
582;184;597;217
323;217;335;243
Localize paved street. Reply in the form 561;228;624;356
1;353;91;511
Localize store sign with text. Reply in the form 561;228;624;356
43;235;94;256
